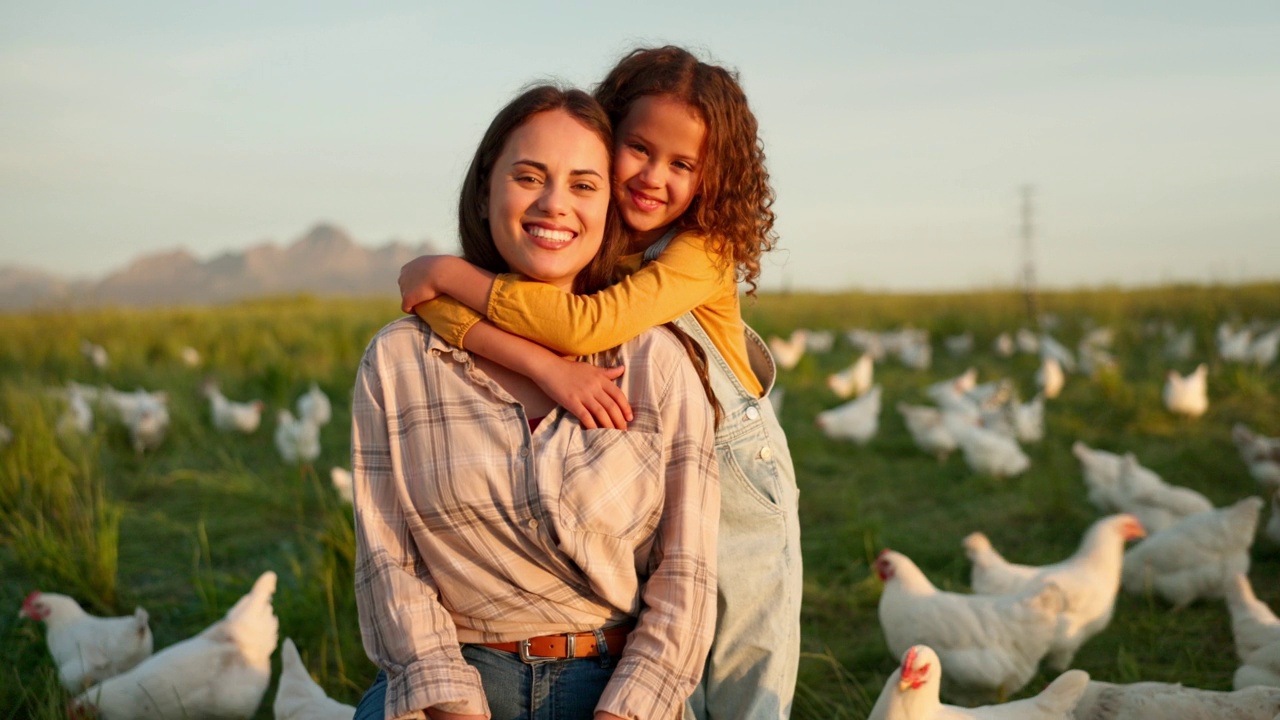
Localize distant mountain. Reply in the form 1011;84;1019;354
0;224;439;310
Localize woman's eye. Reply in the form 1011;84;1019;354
573;182;598;192
515;174;542;185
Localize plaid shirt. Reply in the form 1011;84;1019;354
353;317;719;720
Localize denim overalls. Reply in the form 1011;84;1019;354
645;233;802;720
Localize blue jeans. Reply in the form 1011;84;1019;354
354;645;616;720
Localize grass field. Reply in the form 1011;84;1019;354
2;284;1278;719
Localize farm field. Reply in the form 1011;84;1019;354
2;283;1279;719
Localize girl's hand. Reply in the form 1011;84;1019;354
399;255;449;313
540;359;633;430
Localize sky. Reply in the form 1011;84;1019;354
2;2;1278;292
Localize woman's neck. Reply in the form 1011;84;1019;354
473;356;556;419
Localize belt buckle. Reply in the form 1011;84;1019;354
517;634;575;665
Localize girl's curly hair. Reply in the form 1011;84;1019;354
595;46;778;294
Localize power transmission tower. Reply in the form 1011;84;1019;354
1020;185;1039;328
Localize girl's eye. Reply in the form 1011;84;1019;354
673;161;694;172
627;142;648;156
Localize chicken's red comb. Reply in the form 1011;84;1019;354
22;590;40;609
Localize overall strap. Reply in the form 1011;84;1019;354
641;227;682;265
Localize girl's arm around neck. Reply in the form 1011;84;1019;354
400;254;496;315
487;233;729;355
462;320;633;430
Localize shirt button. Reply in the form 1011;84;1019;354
745;405;760;420
758;446;773;461
528;518;539;530
519;447;529;458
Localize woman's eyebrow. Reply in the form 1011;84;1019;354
514;159;604;179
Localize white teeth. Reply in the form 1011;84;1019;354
527;226;574;242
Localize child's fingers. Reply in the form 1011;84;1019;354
569;401;600;430
601;382;633;423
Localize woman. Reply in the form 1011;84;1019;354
351;85;719;720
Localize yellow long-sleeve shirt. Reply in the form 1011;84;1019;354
417;231;764;398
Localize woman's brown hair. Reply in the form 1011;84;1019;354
595;45;778;295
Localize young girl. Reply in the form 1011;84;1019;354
400;46;800;720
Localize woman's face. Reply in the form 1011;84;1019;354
486;109;611;291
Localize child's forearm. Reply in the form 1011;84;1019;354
461;319;559;380
436;257;497;315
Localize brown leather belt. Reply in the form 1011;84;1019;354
480;624;634;664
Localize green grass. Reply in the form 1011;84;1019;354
1;285;1278;719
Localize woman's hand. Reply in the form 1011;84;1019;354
538;358;633;430
426;710;487;720
400;255;450;313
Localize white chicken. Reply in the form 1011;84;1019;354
943;332;973;357
296;381;332;427
1226;573;1280;662
1073;680;1280;720
898;335;933;371
1162;363;1208;418
72;570;279;720
961;514;1146;670
57;385;95;436
330;466;354;505
81;340;109;369
275;410;321;465
946;417;1029;479
1072;442;1126;512
1162;326;1195;361
18;591;153;692
1122;496;1264;609
1115;453;1213;535
1268;489;1280;545
1232;423;1280;491
1248;327;1280;367
1039;333;1077;373
867;644;1089;720
102;387;170;454
1218;323;1254;363
875;549;1067;704
1237;640;1280;690
1036;357;1064;400
202;381;265;434
1009;394;1044;444
992;332;1014;358
273;638;357;720
767;330;807;370
816;385;881;445
826;353;874;399
896;402;957;462
804;329;836;353
1015;328;1040;354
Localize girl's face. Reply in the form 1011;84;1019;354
486;110;612;291
612;95;706;250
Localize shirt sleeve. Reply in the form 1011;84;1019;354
487;233;730;355
352;335;491;719
595;332;720;719
415;296;484;349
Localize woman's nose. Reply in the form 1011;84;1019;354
537;183;569;215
